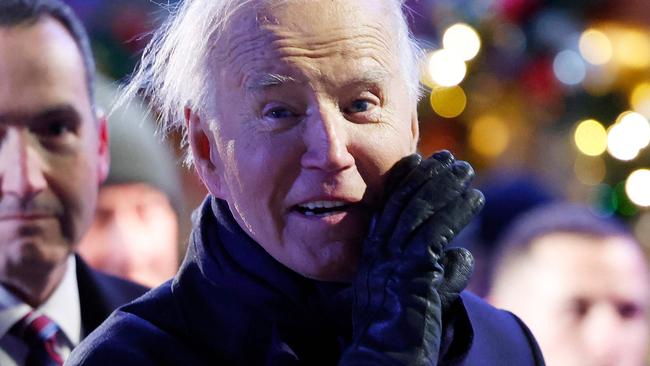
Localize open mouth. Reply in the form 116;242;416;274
294;200;351;217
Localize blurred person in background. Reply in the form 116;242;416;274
488;203;650;366
77;75;184;288
0;1;147;364
69;0;544;364
454;172;559;297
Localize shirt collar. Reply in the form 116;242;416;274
0;255;81;345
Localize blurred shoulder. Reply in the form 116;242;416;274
68;281;207;366
461;291;545;365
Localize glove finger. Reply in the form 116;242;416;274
405;188;484;262
390;160;475;250
382;154;422;200
372;151;454;241
438;247;474;311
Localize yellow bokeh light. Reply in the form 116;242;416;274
574;155;606;186
469;115;510;157
625;169;650;207
443;23;482;61
579;29;613;65
430;86;467;118
630;82;650;118
428;49;467;87
607;123;641;161
612;28;650;69
574;119;608;156
617;111;650;149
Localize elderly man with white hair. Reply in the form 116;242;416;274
69;0;545;364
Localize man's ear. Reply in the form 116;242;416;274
185;106;227;199
96;113;110;184
410;107;420;153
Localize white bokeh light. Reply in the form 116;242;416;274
607;123;641;161
618;111;650;150
626;169;650;207
443;23;482;61
428;49;467;87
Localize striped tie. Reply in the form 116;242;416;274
9;311;64;366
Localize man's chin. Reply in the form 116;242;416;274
290;247;360;283
6;238;71;274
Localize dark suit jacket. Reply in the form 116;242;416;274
68;198;544;365
75;254;148;337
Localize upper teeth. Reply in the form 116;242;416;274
299;201;347;210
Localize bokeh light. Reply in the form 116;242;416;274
614;182;639;216
574;119;607;156
492;22;526;56
625;169;650;207
428;49;467;87
574;155;606;185
430;86;467;118
617;111;650;150
607;25;650;69
553;50;586;86
634;212;650;249
592;184;616;215
443;23;482;61
630;82;650;118
607;123;641;161
469;115;510;157
612;28;650;69
579;29;613;65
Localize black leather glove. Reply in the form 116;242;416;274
339;151;484;366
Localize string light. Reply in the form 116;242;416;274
428;49;467;87
553;50;586;85
625;169;650;207
443;23;482;61
430;86;467;118
574;119;607;156
469;115;510;157
630;82;650;118
579;29;613;65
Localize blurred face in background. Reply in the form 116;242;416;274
0;17;108;297
189;0;418;282
78;183;178;287
489;232;650;366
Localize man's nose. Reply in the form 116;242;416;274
0;129;47;200
300;105;355;172
581;304;622;361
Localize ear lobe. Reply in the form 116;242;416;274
186;107;226;198
96;114;110;183
410;108;420;152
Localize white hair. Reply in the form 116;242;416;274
117;0;424;165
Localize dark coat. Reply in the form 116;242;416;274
68;198;544;365
75;254;149;337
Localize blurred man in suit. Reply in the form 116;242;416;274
489;203;650;366
0;1;147;364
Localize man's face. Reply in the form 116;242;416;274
491;233;650;366
190;0;418;281
0;18;108;287
78;183;179;287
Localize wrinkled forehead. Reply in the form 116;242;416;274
211;0;401;74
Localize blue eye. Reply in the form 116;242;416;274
349;100;370;113
265;107;295;119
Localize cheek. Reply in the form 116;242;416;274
225;134;301;225
349;125;415;199
49;153;100;242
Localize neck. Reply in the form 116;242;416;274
3;257;69;308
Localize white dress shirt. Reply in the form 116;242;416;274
0;255;81;365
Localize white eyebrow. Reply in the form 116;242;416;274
245;73;299;92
